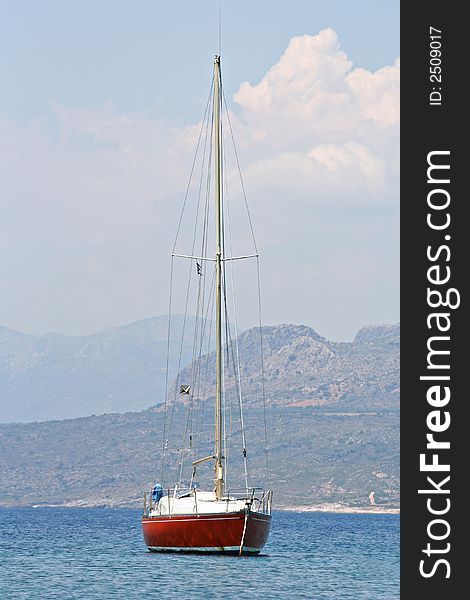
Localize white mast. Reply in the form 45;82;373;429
213;55;224;499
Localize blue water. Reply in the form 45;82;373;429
0;508;399;599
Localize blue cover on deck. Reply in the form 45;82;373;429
152;483;164;503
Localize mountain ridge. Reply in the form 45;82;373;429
177;322;399;410
0;318;399;423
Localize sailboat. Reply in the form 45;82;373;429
141;55;272;555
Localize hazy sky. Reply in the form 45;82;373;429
0;0;399;342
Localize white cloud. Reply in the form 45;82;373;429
232;28;399;203
0;29;399;341
347;58;400;128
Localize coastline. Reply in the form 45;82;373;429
276;503;400;515
1;499;399;514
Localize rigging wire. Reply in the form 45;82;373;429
160;255;174;481
222;89;258;255
221;120;249;492
224;89;269;481
257;255;270;479
194;265;216;463
162;75;214;484
189;97;215;482
219;89;228;489
190;140;216;470
188;94;217;486
189;92;218;475
194;267;216;444
172;80;213;254
178;102;215;487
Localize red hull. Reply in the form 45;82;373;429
142;511;271;554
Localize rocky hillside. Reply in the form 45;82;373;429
177;323;399;410
0;406;399;509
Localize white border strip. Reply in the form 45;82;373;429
142;516;242;524
148;545;261;553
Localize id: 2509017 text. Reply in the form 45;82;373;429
429;27;443;106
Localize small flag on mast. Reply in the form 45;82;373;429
180;385;190;395
196;262;202;276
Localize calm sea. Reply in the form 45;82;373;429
0;508;399;599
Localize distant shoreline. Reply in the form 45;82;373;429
1;501;400;514
277;503;400;515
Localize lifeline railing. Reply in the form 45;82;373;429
226;488;273;515
142;486;273;517
142;487;173;517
